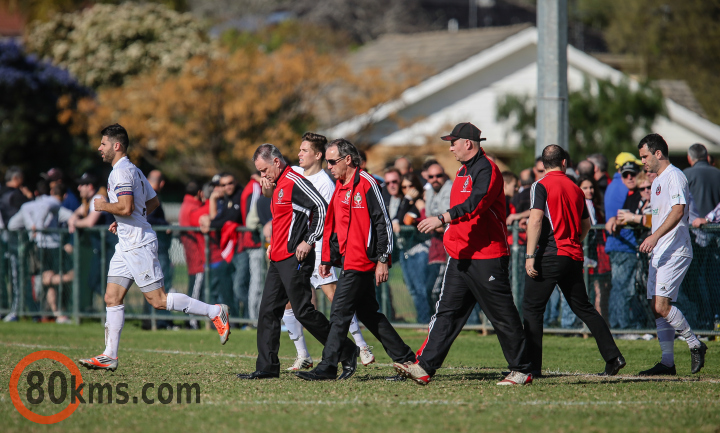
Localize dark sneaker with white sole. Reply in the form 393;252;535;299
690;342;708;374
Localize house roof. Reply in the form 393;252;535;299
348;23;531;82
654;80;707;119
328;26;720;152
0;6;24;37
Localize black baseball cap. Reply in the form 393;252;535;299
441;122;487;142
620;161;640;175
75;172;97;185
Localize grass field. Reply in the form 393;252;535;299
1;321;719;433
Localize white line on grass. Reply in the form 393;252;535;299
2;342;718;383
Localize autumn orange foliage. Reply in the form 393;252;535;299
81;44;417;181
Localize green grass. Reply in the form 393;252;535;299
1;321;719;433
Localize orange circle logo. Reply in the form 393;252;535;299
8;350;84;424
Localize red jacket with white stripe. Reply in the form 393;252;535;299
269;165;327;262
444;149;509;260
322;168;393;272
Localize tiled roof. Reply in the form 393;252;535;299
654;80;707;118
348;23;531;81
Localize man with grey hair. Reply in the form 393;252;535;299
683;142;720;328
238;143;358;380
296;138;416;381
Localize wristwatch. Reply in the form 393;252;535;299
378;254;389;264
438;214;445;224
525;253;537;259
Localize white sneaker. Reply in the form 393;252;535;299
359;345;375;366
393;361;431;385
56;316;72;324
286;356;313;371
497;371;533;386
78;354;118;371
3;312;17;322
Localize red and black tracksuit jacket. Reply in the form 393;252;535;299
529;171;589;261
269;165;326;262
444;149;509;260
322;168;392;273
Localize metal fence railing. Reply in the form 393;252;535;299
1;224;719;335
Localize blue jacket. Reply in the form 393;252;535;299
604;172;635;253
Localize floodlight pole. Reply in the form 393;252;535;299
536;0;569;157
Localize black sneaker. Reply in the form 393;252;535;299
690;342;708;374
638;362;676;376
598;355;626;376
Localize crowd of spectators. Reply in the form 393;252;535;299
2;142;719;329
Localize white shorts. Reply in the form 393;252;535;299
107;240;164;292
647;255;691;301
311;255;337;289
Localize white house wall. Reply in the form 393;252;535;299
337;27;720;155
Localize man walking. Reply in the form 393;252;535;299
523;145;625;376
77;124;231;372
637;133;707;375
282;132;375;371
238;143;357;380
295;138;416;381
394;122;532;386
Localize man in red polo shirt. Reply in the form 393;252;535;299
295;138;417;381
238;143;357;380
523;145;625;376
394;122;532;386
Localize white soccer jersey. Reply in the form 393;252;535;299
108;156;157;251
292;166;338;287
650;164;693;260
292;166;335;204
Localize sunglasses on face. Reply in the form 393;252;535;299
386;180;399;185
640;186;651;191
622;172;637;178
427;174;443;179
327;157;345;166
402;185;412;190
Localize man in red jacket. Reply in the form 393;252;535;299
296;138;416;381
395;122;532;386
238;144;357;380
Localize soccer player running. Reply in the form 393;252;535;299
637;133;707;375
281;133;375;371
238;143;358;380
295;139;417;381
78;124;230;372
394;123;533;386
523;145;625;377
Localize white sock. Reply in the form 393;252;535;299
664;306;700;349
349;314;368;347
104;305;124;359
166;293;220;318
656;317;675;367
283;309;309;358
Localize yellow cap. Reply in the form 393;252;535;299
615;152;642;170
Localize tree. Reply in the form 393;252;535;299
604;0;720;123
496;78;665;172
0;40;94;176
80;44;406;181
24;2;209;89
0;0;187;23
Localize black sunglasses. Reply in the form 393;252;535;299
640;186;651;191
622;172;637;178
427;174;443;179
327;157;345;166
